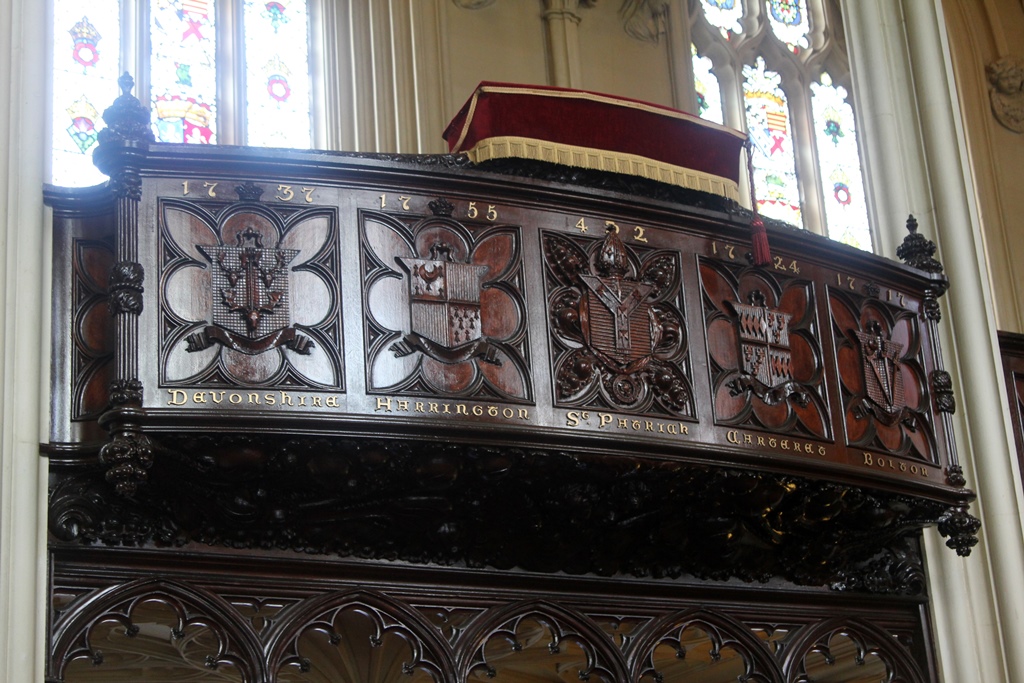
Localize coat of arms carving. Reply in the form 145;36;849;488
854;320;910;426
187;226;313;355
544;226;692;416
726;290;809;406
360;204;531;401
390;241;499;364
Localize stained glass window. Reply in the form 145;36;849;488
150;0;218;144
51;0;121;187
701;0;744;39
766;0;810;52
244;0;312;148
692;45;724;126
743;57;802;228
811;73;872;250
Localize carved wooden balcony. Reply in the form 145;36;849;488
44;76;977;597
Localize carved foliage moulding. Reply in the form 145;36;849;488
829;285;936;462
49;436;941;589
360;202;532;402
700;258;830;439
543;227;694;417
159;194;344;390
50;580;930;682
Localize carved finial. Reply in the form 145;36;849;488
97;72;155;147
596;225;628;278
428;197;455;217
235;182;264;202
896;214;943;275
118;72;135;96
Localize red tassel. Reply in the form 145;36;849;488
750;215;770;266
745;138;772;267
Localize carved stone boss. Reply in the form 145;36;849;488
187;226;313;355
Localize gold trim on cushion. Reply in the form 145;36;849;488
475;85;747;140
465;135;741;201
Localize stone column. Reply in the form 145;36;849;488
0;0;48;681
542;0;586;88
843;0;1024;680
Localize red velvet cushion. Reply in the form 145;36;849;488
444;82;746;196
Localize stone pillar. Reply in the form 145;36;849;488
0;0;48;681
843;0;1024;680
542;0;586;88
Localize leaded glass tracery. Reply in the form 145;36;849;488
692;45;724;126
765;0;810;52
244;0;313;148
701;0;744;39
743;57;802;228
52;1;121;186
150;0;218;144
811;73;872;250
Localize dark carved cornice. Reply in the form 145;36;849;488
49;432;956;594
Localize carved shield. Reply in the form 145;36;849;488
399;256;489;347
732;301;794;388
198;230;297;340
580;274;656;365
855;328;905;422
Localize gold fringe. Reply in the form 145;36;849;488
465;135;741;201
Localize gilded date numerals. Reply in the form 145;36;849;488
276;184;315;202
181;180;315;202
836;273;857;290
467;201;498;221
182;181;220;197
575;218;648;242
379;194;412;211
711;241;737;260
773;256;800;274
887;289;907;306
712;242;799;273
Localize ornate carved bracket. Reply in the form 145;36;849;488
937;505;981;556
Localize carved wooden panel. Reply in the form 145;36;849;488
829;286;935;462
360;202;531;402
70;237;116;421
159;196;344;390
49;574;932;682
700;257;830;440
542;227;694;418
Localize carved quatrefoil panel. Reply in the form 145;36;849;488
830;288;935;460
159;199;344;389
542;228;694;417
700;259;830;439
360;208;532;402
